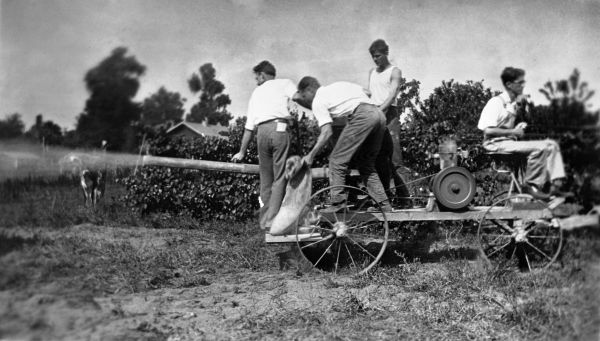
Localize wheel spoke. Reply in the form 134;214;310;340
523;221;537;231
487;240;512;258
311;225;334;233
318;212;336;226
524;248;532;272
346;223;381;236
480;233;512;239
334;240;341;275
300;234;334;250
491;219;514;233
344;242;357;269
528;235;560;239
525;240;553;261
347;196;372;221
345;235;377;260
313;238;336;268
509;244;517;260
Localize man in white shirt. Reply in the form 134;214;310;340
478;67;566;199
367;39;410;206
232;61;297;228
292;76;391;212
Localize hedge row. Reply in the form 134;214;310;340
121;80;600;221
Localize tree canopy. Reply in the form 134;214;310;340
26;114;63;145
0;113;26;139
76;47;146;150
141;87;186;127
186;63;232;126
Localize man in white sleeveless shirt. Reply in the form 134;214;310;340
367;39;410;206
292;77;391;212
232;61;296;228
478;67;566;200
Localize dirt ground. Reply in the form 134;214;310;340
1;223;599;341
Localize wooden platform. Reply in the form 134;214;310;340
265;232;322;244
373;205;553;222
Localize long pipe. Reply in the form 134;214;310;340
142;155;331;179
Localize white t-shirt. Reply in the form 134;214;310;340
477;92;517;131
311;82;374;127
368;65;400;106
245;79;296;130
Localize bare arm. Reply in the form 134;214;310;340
301;123;333;166
483;126;525;139
366;68;374;97
231;129;254;161
379;67;402;113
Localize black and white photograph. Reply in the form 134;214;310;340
1;0;599;339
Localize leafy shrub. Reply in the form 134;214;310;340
123;78;599;220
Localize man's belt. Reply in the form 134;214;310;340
257;118;290;126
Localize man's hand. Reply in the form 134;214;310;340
513;127;525;138
301;155;313;167
515;122;528;130
231;151;245;162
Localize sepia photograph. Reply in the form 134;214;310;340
1;0;599;339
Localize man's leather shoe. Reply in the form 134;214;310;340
549;185;574;198
523;183;551;200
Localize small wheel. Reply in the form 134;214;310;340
432;166;476;210
477;196;562;271
296;185;389;275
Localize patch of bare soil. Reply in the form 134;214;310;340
1;225;599;340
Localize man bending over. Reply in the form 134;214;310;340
292;77;392;212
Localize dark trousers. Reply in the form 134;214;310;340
375;106;410;206
257;121;290;229
329;104;389;206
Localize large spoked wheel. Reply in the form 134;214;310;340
295;185;389;275
477;196;563;271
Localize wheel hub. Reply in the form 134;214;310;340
513;222;528;242
333;221;348;237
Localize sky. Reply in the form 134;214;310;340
1;0;600;130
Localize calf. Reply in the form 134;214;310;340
80;141;108;207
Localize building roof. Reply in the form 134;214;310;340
166;121;229;139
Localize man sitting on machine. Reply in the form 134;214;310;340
478;67;567;200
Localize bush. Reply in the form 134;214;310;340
123;79;600;220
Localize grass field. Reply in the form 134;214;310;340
0;179;599;340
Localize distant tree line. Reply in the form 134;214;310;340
0;47;233;151
0;45;598;157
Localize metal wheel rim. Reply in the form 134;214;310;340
477;195;562;271
296;185;389;275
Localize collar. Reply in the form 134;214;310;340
499;91;512;103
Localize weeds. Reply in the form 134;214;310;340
1;180;599;340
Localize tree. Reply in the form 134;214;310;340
141;87;185;127
0;113;25;139
539;69;595;106
400;80;496;175
26;114;63;145
526;70;600;174
76;47;146;150
186;63;233;126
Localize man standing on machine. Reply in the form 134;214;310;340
367;39;410;206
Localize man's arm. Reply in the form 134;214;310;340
478;97;525;139
366;68;374;97
483;126;525;139
378;67;401;113
301;123;333;166
231;129;254;162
